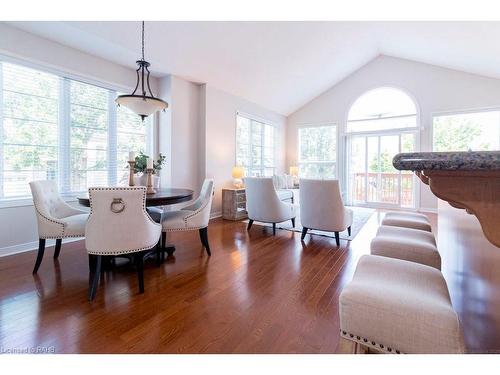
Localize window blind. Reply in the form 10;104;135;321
0;59;151;201
236;114;276;177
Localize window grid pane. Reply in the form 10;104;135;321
116;102;150;186
236;114;275;178
69;81;109;192
0;60;150;200
433;111;500;152
1;63;59;198
298;125;336;179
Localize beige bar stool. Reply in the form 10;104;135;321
339;255;465;354
371;225;441;270
381;211;432;232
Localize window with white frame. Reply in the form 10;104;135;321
346;87;418;208
298;125;337;178
236;114;276;177
346;87;417;133
0;60;152;200
433;110;500;152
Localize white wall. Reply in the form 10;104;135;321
156;79;287;216
287;55;500;211
0;23;158;255
158;75;203;193
0;23;286;254
204;85;287;215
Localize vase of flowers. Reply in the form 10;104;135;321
131;152;166;189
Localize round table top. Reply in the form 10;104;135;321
77;188;194;208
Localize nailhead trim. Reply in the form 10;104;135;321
340;329;403;354
33;198;86;239
33;204;65;237
162;183;214;233
86;187;161;255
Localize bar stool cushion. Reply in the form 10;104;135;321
381;212;432;232
371;225;441;270
339;255;465;354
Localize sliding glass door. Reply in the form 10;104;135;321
348;132;416;208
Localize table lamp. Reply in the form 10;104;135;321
289;166;299;186
232;166;245;188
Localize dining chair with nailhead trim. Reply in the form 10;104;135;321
85;187;161;301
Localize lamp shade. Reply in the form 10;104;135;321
116;95;168;119
289;166;299;177
232;166;245;179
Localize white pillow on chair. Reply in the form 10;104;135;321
272;175;286;189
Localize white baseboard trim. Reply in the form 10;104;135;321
2;214;223;258
0;237;83;258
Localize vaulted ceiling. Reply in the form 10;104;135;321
7;21;500;115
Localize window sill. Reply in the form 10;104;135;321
0;196;78;209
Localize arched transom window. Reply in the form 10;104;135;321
347;87;417;133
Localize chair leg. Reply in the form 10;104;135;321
348;226;352;236
291;218;295;228
135;253;145;294
247;219;254;231
33;239;46;274
334;232;340;247
88;255;102;301
88;254;96;273
199;227;212;256
53;238;62;259
161;232;166;249
156;237;162;266
301;227;308;240
272;223;276;235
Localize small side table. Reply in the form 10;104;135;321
222;188;247;221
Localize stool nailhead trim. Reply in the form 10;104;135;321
340;329;403;354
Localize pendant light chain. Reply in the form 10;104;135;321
115;20;168;120
141;21;145;61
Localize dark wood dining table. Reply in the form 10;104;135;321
76;188;194;208
77;188;194;259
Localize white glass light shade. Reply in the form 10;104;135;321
116;95;168;118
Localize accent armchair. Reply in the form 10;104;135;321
85;187;161;301
161;179;214;256
244;177;296;235
299;179;353;246
29;180;88;274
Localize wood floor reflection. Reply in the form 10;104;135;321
0;211;498;353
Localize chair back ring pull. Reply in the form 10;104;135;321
110;198;125;213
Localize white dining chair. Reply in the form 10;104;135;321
85;187;161;301
29;180;88;274
161;179;214;256
244;177;296;235
299;179;353;246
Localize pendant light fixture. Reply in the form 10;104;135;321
116;21;168;121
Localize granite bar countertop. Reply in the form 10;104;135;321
392;151;500;171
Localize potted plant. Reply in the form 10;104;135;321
131;152;166;188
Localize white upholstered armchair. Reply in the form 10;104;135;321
86;187;161;301
299;179;353;246
161;179;214;256
29;180;88;274
244;177;296;235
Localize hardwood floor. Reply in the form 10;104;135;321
0;210;498;353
